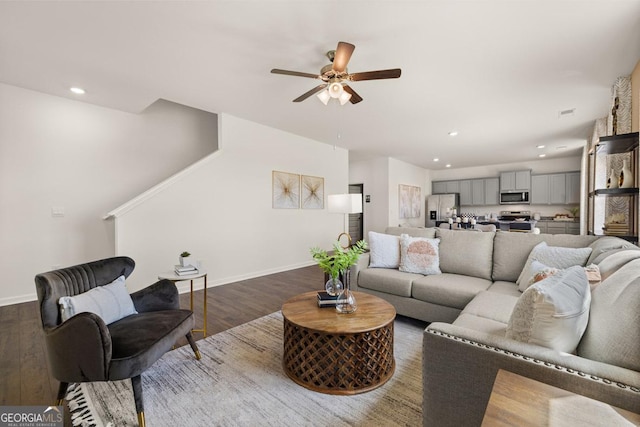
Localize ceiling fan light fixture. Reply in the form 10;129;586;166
339;91;352;105
328;81;344;98
317;89;330;105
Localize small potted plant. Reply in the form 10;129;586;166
179;251;192;267
310;240;368;312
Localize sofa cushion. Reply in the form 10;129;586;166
412;273;492;309
385;226;436;239
357;268;423;297
506;265;591;353
487;281;522;297
516;242;592;292
399;235;441;275
58;275;137;325
460;291;519;324
491;232;598;282
435;229;495;280
578;258;640;372
586;236;638;265
368;231;401;268
594;249;640;281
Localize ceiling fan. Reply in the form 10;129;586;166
271;41;401;105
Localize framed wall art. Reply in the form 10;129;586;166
301;175;324;209
272;171;300;209
399;184;421;219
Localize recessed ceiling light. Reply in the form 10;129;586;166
433;158;439;162
539;154;546;158
537;145;545;149
558;108;575;118
448;131;458;137
70;87;86;94
445;164;451;168
556;145;567;150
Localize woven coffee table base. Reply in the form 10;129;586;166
282;317;395;395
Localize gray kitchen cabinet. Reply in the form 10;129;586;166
446;180;460;194
531;172;580;205
547;222;568;234
500;172;515;191
536;220;579;235
535;221;548;234
484;178;499;205
433;180;461;195
549;174;567;204
565;172;580;204
500;170;531;191
531;175;549;204
566;222;580;235
459;180;472;205
432;181;447;194
472;179;485;205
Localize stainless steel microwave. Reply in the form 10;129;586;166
500;191;530;204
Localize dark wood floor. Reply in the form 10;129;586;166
0;265;323;411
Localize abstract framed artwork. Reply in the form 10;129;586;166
272;171;300;209
301;175;324;209
399;184;422;219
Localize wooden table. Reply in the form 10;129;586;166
482;369;640;426
281;291;396;395
158;269;208;337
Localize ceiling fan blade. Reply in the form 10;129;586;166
271;69;321;79
342;85;363;104
292;84;328;102
349;68;402;81
332;41;355;73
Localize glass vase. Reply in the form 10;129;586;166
325;276;343;296
336;269;357;314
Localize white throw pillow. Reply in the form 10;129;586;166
368;231;401;268
517;242;592;292
506;265;591;353
399;235;441;275
58;275;138;325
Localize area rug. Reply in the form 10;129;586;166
67;311;424;426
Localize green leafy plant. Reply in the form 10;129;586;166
565;206;580;218
310;240;368;280
180;251;191;257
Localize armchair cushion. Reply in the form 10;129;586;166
58;275;137;325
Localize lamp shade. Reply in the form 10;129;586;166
328;194;362;214
317;89;330;105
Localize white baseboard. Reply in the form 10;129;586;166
0;292;38;307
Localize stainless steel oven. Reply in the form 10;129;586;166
499;191;529;205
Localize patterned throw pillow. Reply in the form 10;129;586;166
399;234;441;275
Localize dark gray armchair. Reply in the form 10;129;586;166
35;256;201;427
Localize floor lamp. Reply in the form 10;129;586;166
328;194;363;248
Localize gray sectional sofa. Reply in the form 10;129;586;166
351;226;640;427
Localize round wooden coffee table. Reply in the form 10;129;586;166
281;291;396;395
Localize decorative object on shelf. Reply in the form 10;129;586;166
179;251;193;267
607;168;619;189
619;158;634;188
328;193;363;248
310;240;367;303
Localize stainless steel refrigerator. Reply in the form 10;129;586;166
426;194;459;227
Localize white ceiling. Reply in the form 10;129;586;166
1;1;639;169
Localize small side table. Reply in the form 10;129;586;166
158;269;208;337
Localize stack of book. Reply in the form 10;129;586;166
603;223;629;236
317;291;348;307
175;264;199;276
